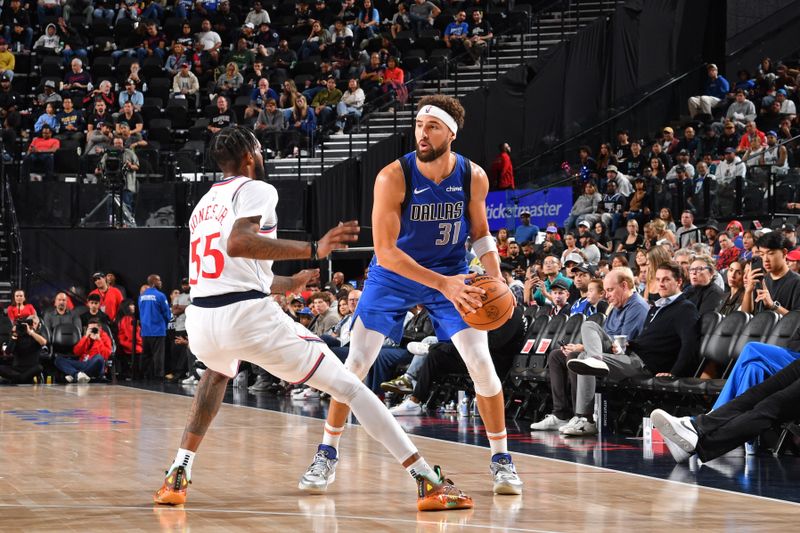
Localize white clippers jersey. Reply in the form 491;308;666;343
188;176;278;298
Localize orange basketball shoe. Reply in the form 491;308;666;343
416;466;474;512
154;466;190;505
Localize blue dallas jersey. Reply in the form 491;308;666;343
367;151;472;284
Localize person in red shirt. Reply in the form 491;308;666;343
54;318;112;382
490;142;515;190
22;123;60;180
89;271;124;321
116;300;142;380
6;288;37;323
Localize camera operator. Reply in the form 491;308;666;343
55;317;111;383
96;136;140;215
0;316;47;384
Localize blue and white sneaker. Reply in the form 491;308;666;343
298;445;338;493
490;453;523;495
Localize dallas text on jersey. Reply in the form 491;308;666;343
409;201;464;222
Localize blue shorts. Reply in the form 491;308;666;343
353;273;469;344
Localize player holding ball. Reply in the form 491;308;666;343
299;94;523;497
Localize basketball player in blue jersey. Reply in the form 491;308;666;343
299;94;523;495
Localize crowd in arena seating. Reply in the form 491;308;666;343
0;0;503;186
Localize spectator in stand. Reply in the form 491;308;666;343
2;0;34;52
134;22;167;64
89;271;124;321
533;267;648;435
245;78;279;121
172;61;200;107
715;233;740;271
83;80;115;111
381;56;407;108
595;142;616;175
530;255;572;306
118;79;144;112
35;79;62;110
246;1;271;26
360;51;384;101
115;100;144;135
719;260;745;315
22;124;59;180
138;274;172;380
490;142;515;190
715;121;741;156
93;0;116;23
675;127;699;160
762;130;789;176
7;289;37;322
117;121;148;151
775;88;796;120
85;99;112;132
207;95;237;137
214;62;244;100
1;315;46;384
58;317;111;383
788;249;800;273
333;78;364;135
715;89;756;134
444;10;469;56
740;230;756;261
660;127;680;156
115;300;141;380
165;43;188;77
688;63;730;120
61;58;91;104
688;161;715;217
55;97;84;144
56;15;87;67
308;292;339;336
0;39;14;80
405;0;437;36
33;102;58;133
254;21;280;58
623;139;646;177
495;227;509;257
254;98;285;156
783;223;798;251
311;76;342;131
564;180;601;231
464;9;492;65
298;20;331;60
506;240;527;271
284;94;316;158
390;3;410;38
676;210;701;249
514;211;538;244
84;121;113;159
499;262;524;304
196;18;222;52
736;120;766;154
33;22;62;55
354;0;380;46
683;255;724;314
43;292;81;333
741;232;800;315
716;147;746;184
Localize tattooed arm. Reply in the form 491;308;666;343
227;216;360;261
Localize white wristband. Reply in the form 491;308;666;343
472;235;498;259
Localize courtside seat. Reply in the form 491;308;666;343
558;313;585;345
586;313;606;327
526;314;566;382
765;310;800;347
507;314;549;386
730;311;779;357
679;311;750;395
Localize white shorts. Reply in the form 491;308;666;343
185;297;327;382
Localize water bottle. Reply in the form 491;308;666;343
469;397;479;417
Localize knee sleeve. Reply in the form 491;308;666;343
451;328;502;397
342;318;385;380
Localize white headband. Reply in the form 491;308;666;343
416;105;458;135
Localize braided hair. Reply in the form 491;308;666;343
208;125;260;172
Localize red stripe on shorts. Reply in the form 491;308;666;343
291;352;326;385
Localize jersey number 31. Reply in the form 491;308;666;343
435;221;462;246
189;232;225;284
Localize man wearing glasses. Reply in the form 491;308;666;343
684;255;725;314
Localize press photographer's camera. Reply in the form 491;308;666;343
89;326;100;335
15;318;31;334
101;148;126;191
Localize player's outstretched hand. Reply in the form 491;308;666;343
441;273;485;315
291;268;320;293
317;220;360;258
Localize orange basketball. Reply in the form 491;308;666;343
462;276;515;331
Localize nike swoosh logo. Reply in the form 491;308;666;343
414;187;430;194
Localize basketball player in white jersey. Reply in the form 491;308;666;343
299;94;523;495
154;126;473;512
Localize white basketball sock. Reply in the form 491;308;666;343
170;448;195;479
405;456;438;483
321;422;345;451
487;429;508;455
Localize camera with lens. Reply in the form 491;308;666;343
15;318;31;334
101;148;126;191
89;326;100;335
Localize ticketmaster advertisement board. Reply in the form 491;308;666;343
484;187;572;231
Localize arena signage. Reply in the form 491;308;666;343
484;187;571;231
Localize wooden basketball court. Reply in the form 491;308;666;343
1;385;797;531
